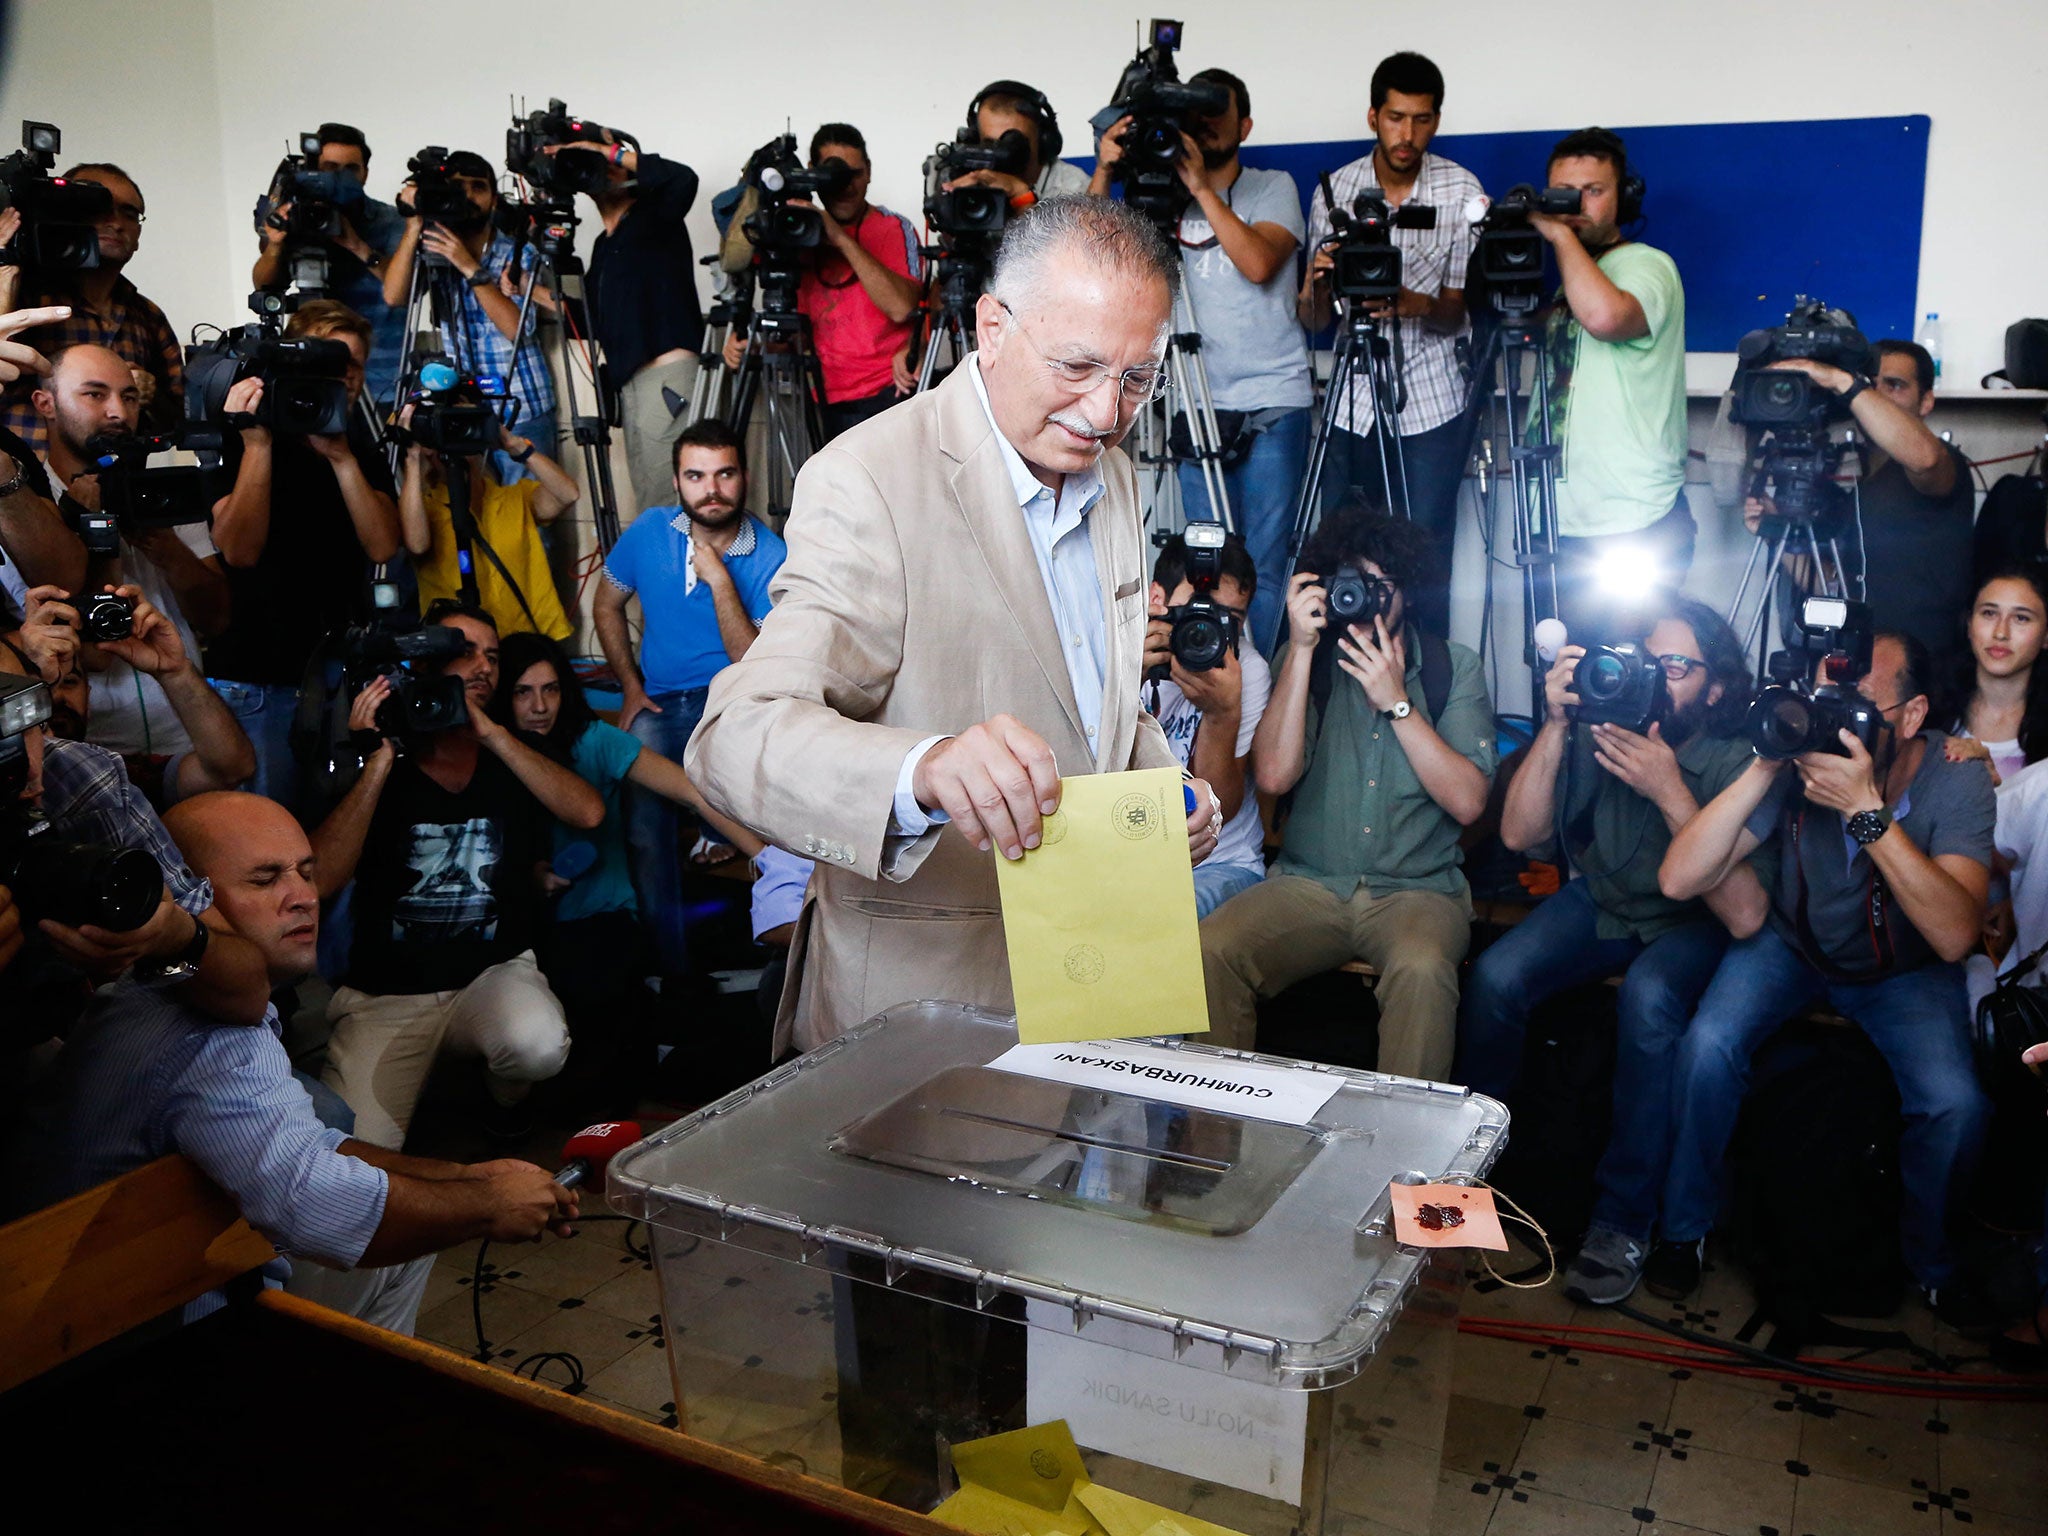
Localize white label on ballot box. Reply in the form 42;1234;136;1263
988;1039;1341;1127
1026;1303;1310;1504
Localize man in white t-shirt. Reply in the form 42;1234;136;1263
1143;530;1271;918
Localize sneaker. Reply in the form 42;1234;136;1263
1644;1238;1705;1300
1563;1226;1649;1306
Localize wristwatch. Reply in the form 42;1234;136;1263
465;268;494;289
509;442;536;464
1839;373;1873;405
1847;807;1892;846
1381;699;1414;722
0;452;28;498
133;909;211;988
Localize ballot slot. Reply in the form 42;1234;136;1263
829;1064;1326;1238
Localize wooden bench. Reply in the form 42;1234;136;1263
0;1155;961;1533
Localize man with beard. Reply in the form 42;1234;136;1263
1297;52;1479;639
33;343;230;763
1456;596;1770;1305
596;418;785;980
1092;67;1309;656
1658;632;1994;1320
1527;128;1690;640
311;601;602;1145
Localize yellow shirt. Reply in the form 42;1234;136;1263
418;478;572;640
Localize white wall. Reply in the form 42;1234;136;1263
4;0;2045;383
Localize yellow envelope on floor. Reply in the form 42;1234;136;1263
1074;1484;1251;1536
994;767;1205;1045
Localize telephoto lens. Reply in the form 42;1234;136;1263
3;823;163;932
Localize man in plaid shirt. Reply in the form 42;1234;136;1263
1297;53;1480;639
380;150;555;485
0;163;182;456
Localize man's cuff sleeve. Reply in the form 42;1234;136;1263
892;735;952;835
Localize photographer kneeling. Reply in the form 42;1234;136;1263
1656;630;1994;1316
1458;597;1769;1304
310;602;602;1146
1201;506;1495;1077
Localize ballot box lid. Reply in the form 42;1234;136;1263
607;1001;1507;1386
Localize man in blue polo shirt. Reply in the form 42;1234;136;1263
595;417;786;980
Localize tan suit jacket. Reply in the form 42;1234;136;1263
687;363;1176;1055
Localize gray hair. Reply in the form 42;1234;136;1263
988;195;1181;314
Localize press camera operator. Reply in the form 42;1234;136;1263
1458;597;1769;1306
1528;128;1691;639
0;162;183;455
311;601;601;1147
1201;506;1495;1077
1658;630;1993;1317
542;125;706;515
1097;68;1310;657
381;152;555;482
0;300;85;620
250;123;407;406
721;125;924;441
34;342;228;763
10;790;580;1334
1296;54;1479;638
203;300;400;812
0;642;271;1027
952;81;1089;203
1743;340;1975;670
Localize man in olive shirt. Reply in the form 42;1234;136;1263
1201;508;1495;1079
1458;596;1771;1305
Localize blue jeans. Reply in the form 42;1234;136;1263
625;686;710;978
1457;878;1731;1240
1192;860;1263;921
210;679;302;816
1317;414;1469;638
1661;925;1990;1288
1176;407;1311;657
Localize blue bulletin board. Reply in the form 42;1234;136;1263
1078;115;1929;350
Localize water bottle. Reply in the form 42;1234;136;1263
1916;312;1943;384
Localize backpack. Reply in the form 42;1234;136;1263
1727;1021;1905;1346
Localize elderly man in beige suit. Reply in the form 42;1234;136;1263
689;196;1219;1053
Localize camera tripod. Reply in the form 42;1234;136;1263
723;264;827;521
1133;283;1237;537
914;247;987;393
1726;504;1861;683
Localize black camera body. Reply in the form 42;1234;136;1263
739;135;855;316
395;359;503;456
65;590;135;643
0;120;113;272
506;99;629;201
1105;19;1229;225
68;429;226;555
924;128;1030;242
1321;183;1437;305
342;620;470;742
1474;184;1580;304
1746;596;1882;760
1570;642;1668;733
406;147;489;230
1731;297;1877;429
1151;521;1240;677
186;321;352;437
1320;566;1392;629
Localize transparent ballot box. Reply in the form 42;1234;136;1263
606;1002;1509;1535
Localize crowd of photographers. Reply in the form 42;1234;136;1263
0;38;2038;1365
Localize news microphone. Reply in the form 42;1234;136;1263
759;166;787;193
552;1120;643;1191
1534;618;1569;664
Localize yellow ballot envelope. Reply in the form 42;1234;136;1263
993;767;1206;1045
929;1420;1249;1536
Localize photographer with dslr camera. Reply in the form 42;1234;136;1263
1656;628;1994;1315
1;159;183;456
250;123;407;407
1458;596;1769;1304
951;82;1089;204
1097;67;1311;657
1144;528;1271;918
1743;340;1974;670
203;299;401;813
721;126;924;441
535;121;707;517
311;601;602;1146
1527;128;1691;638
1201;504;1495;1076
381;151;555;483
32;342;229;765
1296;54;1479;638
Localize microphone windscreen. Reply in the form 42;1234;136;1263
558;1120;643;1180
1534;618;1570;663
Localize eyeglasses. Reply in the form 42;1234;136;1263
1655;654;1708;682
997;300;1167;405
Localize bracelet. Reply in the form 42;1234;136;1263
1009;189;1037;212
610;142;626;166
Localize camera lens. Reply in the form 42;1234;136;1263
1173;615;1227;672
1582;652;1626;701
1750;689;1814;759
1761;376;1802;409
7;838;162;931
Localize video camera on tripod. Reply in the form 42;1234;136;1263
0;120;113;272
924;129;1029;248
1471;184;1581;310
1746;595;1882;759
1103;19;1229;228
62;428;227;557
391;358;506;456
1317;180;1437;305
405;147;492;233
186;304;353;438
1730;296;1876;525
254;132;379;297
506;98;634;203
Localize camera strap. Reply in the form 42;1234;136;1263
1790;806;1898;982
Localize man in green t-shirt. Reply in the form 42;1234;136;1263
1457;595;1770;1305
1528;128;1691;642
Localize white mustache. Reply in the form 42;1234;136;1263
1048;410;1115;442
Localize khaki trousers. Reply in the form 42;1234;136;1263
618;353;702;516
1199;875;1470;1081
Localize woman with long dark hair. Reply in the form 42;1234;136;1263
1944;565;2048;784
489;634;759;1109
